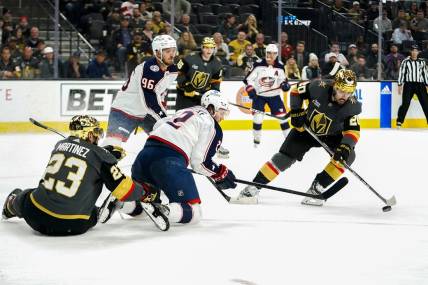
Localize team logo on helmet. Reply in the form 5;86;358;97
334;69;357;94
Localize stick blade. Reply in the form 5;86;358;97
322;177;349;200
386;195;397;206
29;118;43;127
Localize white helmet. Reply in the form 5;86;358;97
152;35;177;55
266;44;278;54
201;90;229;113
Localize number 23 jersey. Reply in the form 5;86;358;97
149;106;223;176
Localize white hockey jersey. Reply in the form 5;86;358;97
244;58;286;97
111;57;178;120
148;106;223;177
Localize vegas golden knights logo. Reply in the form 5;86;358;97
191;71;210;89
309;109;332;135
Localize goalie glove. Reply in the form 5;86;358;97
104;145;127;161
211;164;237;190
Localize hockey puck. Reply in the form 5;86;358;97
382;206;392;212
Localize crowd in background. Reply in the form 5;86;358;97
0;0;428;80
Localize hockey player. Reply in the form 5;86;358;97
234;69;361;206
2;115;158;236
103;90;237;225
244;44;291;147
102;34;178;147
175;37;228;158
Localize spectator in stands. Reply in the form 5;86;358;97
280;32;293;62
141;20;154;55
373;10;393;38
161;22;179;40
384;43;404;80
14;28;26;52
410;10;428;41
106;8;121;34
26;27;42;49
1;8;14;44
213;32;230;65
409;2;419;20
332;0;348;13
253;33;266;59
15;16;30;39
322;52;339;76
7;37;22;60
177;31;197;58
239;14;259;43
392;21;413;44
177;14;199;35
162;0;191;22
301;53;321;80
351;55;373;80
34;39;47;61
63;51;86;79
419;41;428;60
324;42;349;67
355;35;368;55
237;44;259;75
366;43;382;69
131;7;146;29
126;30;146;74
87;50;113;79
121;0;139;17
218;15;239;43
39;46;64;79
151;11;166;35
366;1;379;21
113;16;132;72
16;46;39;79
348;2;365;26
291;41;309;72
139;2;153;21
392;9;410;30
285;57;301;80
0;46;19;79
346;43;360;66
229;31;251;65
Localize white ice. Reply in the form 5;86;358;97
1;129;428;285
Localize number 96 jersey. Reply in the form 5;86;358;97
149;106;223;176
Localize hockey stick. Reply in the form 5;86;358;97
257;81;308;95
190;169;231;202
29;118;66;138
234;177;348;200
228;102;291;121
303;126;397;208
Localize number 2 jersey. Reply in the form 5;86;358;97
30;137;146;220
111;57;178;120
148;106;223;176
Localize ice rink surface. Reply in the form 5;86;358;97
1;129;428;285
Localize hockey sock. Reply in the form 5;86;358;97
320;160;345;187
280;121;290;131
255;161;281;185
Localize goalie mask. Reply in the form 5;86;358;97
334;69;357;94
69;115;104;141
201;90;229;116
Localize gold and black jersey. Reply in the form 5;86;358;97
291;79;362;140
30;137;144;220
176;52;223;94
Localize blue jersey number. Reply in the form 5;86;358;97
167;110;194;129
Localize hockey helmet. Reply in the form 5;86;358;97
69;115;104;140
201;90;229;113
201;37;216;49
334;69;357;94
151;35;177;54
265;44;278;54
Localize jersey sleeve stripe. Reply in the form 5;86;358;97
343;130;360;143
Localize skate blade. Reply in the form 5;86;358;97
141;203;170;231
229;196;258;204
301;198;324;206
217;153;229;159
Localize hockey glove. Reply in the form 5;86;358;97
245;85;257;99
183;82;196;97
333;143;352;163
104;145;127;161
211;164;237;190
280;79;291;91
290;108;306;130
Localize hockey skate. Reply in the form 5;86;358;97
301;180;324;206
217;145;230;159
141;202;170;231
97;193;124;223
2;188;22;220
253;139;260;148
231;185;260;204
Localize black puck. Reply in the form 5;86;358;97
382;206;392;212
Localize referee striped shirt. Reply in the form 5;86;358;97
397;57;428;85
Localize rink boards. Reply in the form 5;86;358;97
0;80;426;133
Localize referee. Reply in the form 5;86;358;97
397;44;428;127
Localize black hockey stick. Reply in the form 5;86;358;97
190;169;231;202
29;118;66;138
234;177;348;200
228;102;291;121
303;126;397;208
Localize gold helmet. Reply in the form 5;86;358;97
69;115;104;140
201;37;216;49
334;69;357;94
